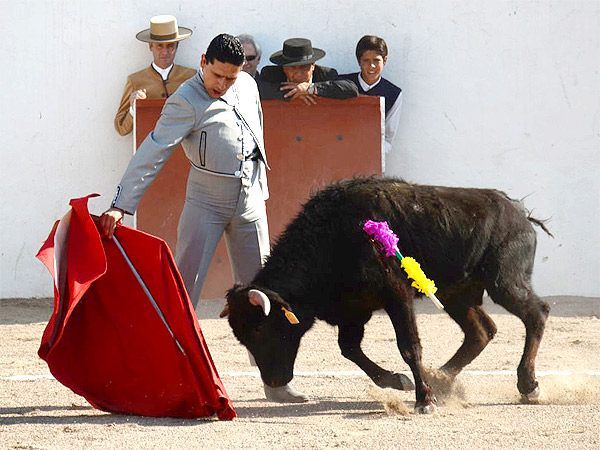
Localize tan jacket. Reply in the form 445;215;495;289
114;64;197;136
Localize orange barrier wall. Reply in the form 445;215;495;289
135;96;383;299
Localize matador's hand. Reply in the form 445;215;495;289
99;207;124;239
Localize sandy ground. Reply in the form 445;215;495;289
1;295;599;449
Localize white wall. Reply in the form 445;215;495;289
2;0;598;298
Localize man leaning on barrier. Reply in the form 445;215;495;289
258;38;358;104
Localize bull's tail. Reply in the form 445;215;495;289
511;195;554;238
527;215;554;238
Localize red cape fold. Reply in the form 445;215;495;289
36;195;236;420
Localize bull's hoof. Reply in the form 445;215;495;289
264;383;310;403
520;386;541;404
414;402;437;414
376;372;415;391
396;373;415;390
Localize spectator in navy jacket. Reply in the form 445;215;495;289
339;35;402;154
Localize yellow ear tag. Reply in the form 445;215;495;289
281;307;299;324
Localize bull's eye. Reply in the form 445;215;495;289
252;324;264;336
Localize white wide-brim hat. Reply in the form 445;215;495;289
136;15;192;43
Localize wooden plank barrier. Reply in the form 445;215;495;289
135;96;383;299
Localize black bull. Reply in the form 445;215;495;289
224;177;551;413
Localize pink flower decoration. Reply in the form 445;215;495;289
363;220;399;257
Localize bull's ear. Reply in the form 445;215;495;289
282;306;300;324
248;289;271;316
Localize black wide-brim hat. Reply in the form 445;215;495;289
269;38;326;66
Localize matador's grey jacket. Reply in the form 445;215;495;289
112;70;269;214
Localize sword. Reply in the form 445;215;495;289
112;234;187;356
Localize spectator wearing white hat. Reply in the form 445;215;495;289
114;15;196;136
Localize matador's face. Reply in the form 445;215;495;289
201;54;242;99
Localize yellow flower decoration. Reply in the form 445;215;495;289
400;257;437;296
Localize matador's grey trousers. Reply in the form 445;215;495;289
175;159;270;308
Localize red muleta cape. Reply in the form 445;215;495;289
36;195;236;420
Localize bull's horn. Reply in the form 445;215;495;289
248;289;271;316
219;304;230;318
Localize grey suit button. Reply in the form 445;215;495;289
237;153;244;161
234;170;241;177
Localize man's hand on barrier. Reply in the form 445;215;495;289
281;82;317;105
129;89;147;107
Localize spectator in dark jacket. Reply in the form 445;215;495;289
339;35;402;153
258;38;358;104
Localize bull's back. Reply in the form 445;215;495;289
304;178;537;288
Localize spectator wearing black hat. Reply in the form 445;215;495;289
258;38;358;105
